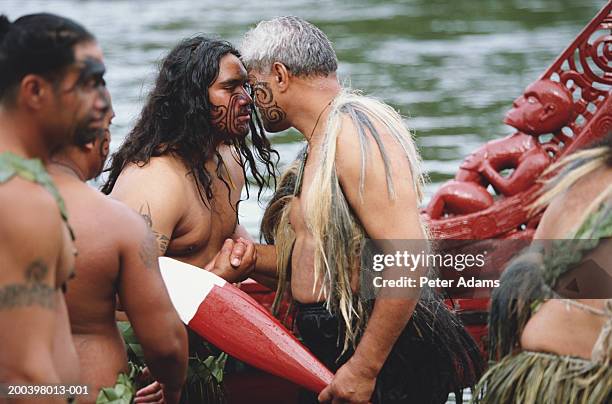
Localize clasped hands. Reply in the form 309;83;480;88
204;237;257;283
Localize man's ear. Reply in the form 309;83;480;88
19;74;49;110
271;62;291;93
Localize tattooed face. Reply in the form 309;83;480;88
247;71;289;133
56;42;110;148
96;109;113;176
84;101;114;180
209;54;253;139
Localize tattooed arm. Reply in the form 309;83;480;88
0;183;71;400
115;207;187;404
109;161;186;256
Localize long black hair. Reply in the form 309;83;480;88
0;13;94;102
101;36;277;205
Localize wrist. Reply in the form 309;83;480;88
163;382;183;393
347;353;381;379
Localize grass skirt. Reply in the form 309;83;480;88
474;351;611;404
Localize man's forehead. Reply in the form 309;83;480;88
73;41;104;63
247;69;267;80
215;53;247;83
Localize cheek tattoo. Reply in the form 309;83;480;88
211;103;228;134
250;78;287;125
211;93;250;136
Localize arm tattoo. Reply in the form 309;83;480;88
155;231;170;254
139;230;158;270
138;203;154;228
0;260;55;310
138;202;171;255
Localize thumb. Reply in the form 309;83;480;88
318;385;332;403
218;238;235;262
204;250;221;271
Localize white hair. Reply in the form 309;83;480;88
240;16;338;76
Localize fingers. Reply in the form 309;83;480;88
217;238;235;263
134;381;163;403
230;240;246;267
239;237;256;268
208;238;256;283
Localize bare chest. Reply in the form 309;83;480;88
168;171;241;267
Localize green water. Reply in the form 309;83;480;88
2;0;605;233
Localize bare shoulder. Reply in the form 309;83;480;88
332;105;423;239
101;194;149;238
108;156;187;219
0;178;64;237
0;178;64;277
536;166;612;238
335;112;410;181
110;156;187;198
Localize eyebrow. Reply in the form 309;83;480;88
218;74;248;87
76;57;106;82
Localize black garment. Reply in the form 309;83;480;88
295;295;483;404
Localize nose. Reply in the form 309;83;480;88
96;87;111;114
512;96;523;108
239;86;253;105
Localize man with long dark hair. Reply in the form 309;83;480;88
101;36;277;402
102;36;276;279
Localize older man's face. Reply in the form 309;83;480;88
247;70;290;133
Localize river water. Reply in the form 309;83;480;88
2;0;605;235
2;1;606;401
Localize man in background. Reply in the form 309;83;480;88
48;94;188;403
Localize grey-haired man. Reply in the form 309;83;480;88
242;16;483;404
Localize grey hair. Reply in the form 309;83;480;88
240;16;338;76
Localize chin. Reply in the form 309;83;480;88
224;129;249;141
264;121;289;133
503;114;519;130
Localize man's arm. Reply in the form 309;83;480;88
109;162;185;255
115;207;188;404
0;185;68;402
233;217;279;287
319;117;425;403
250;244;278;289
